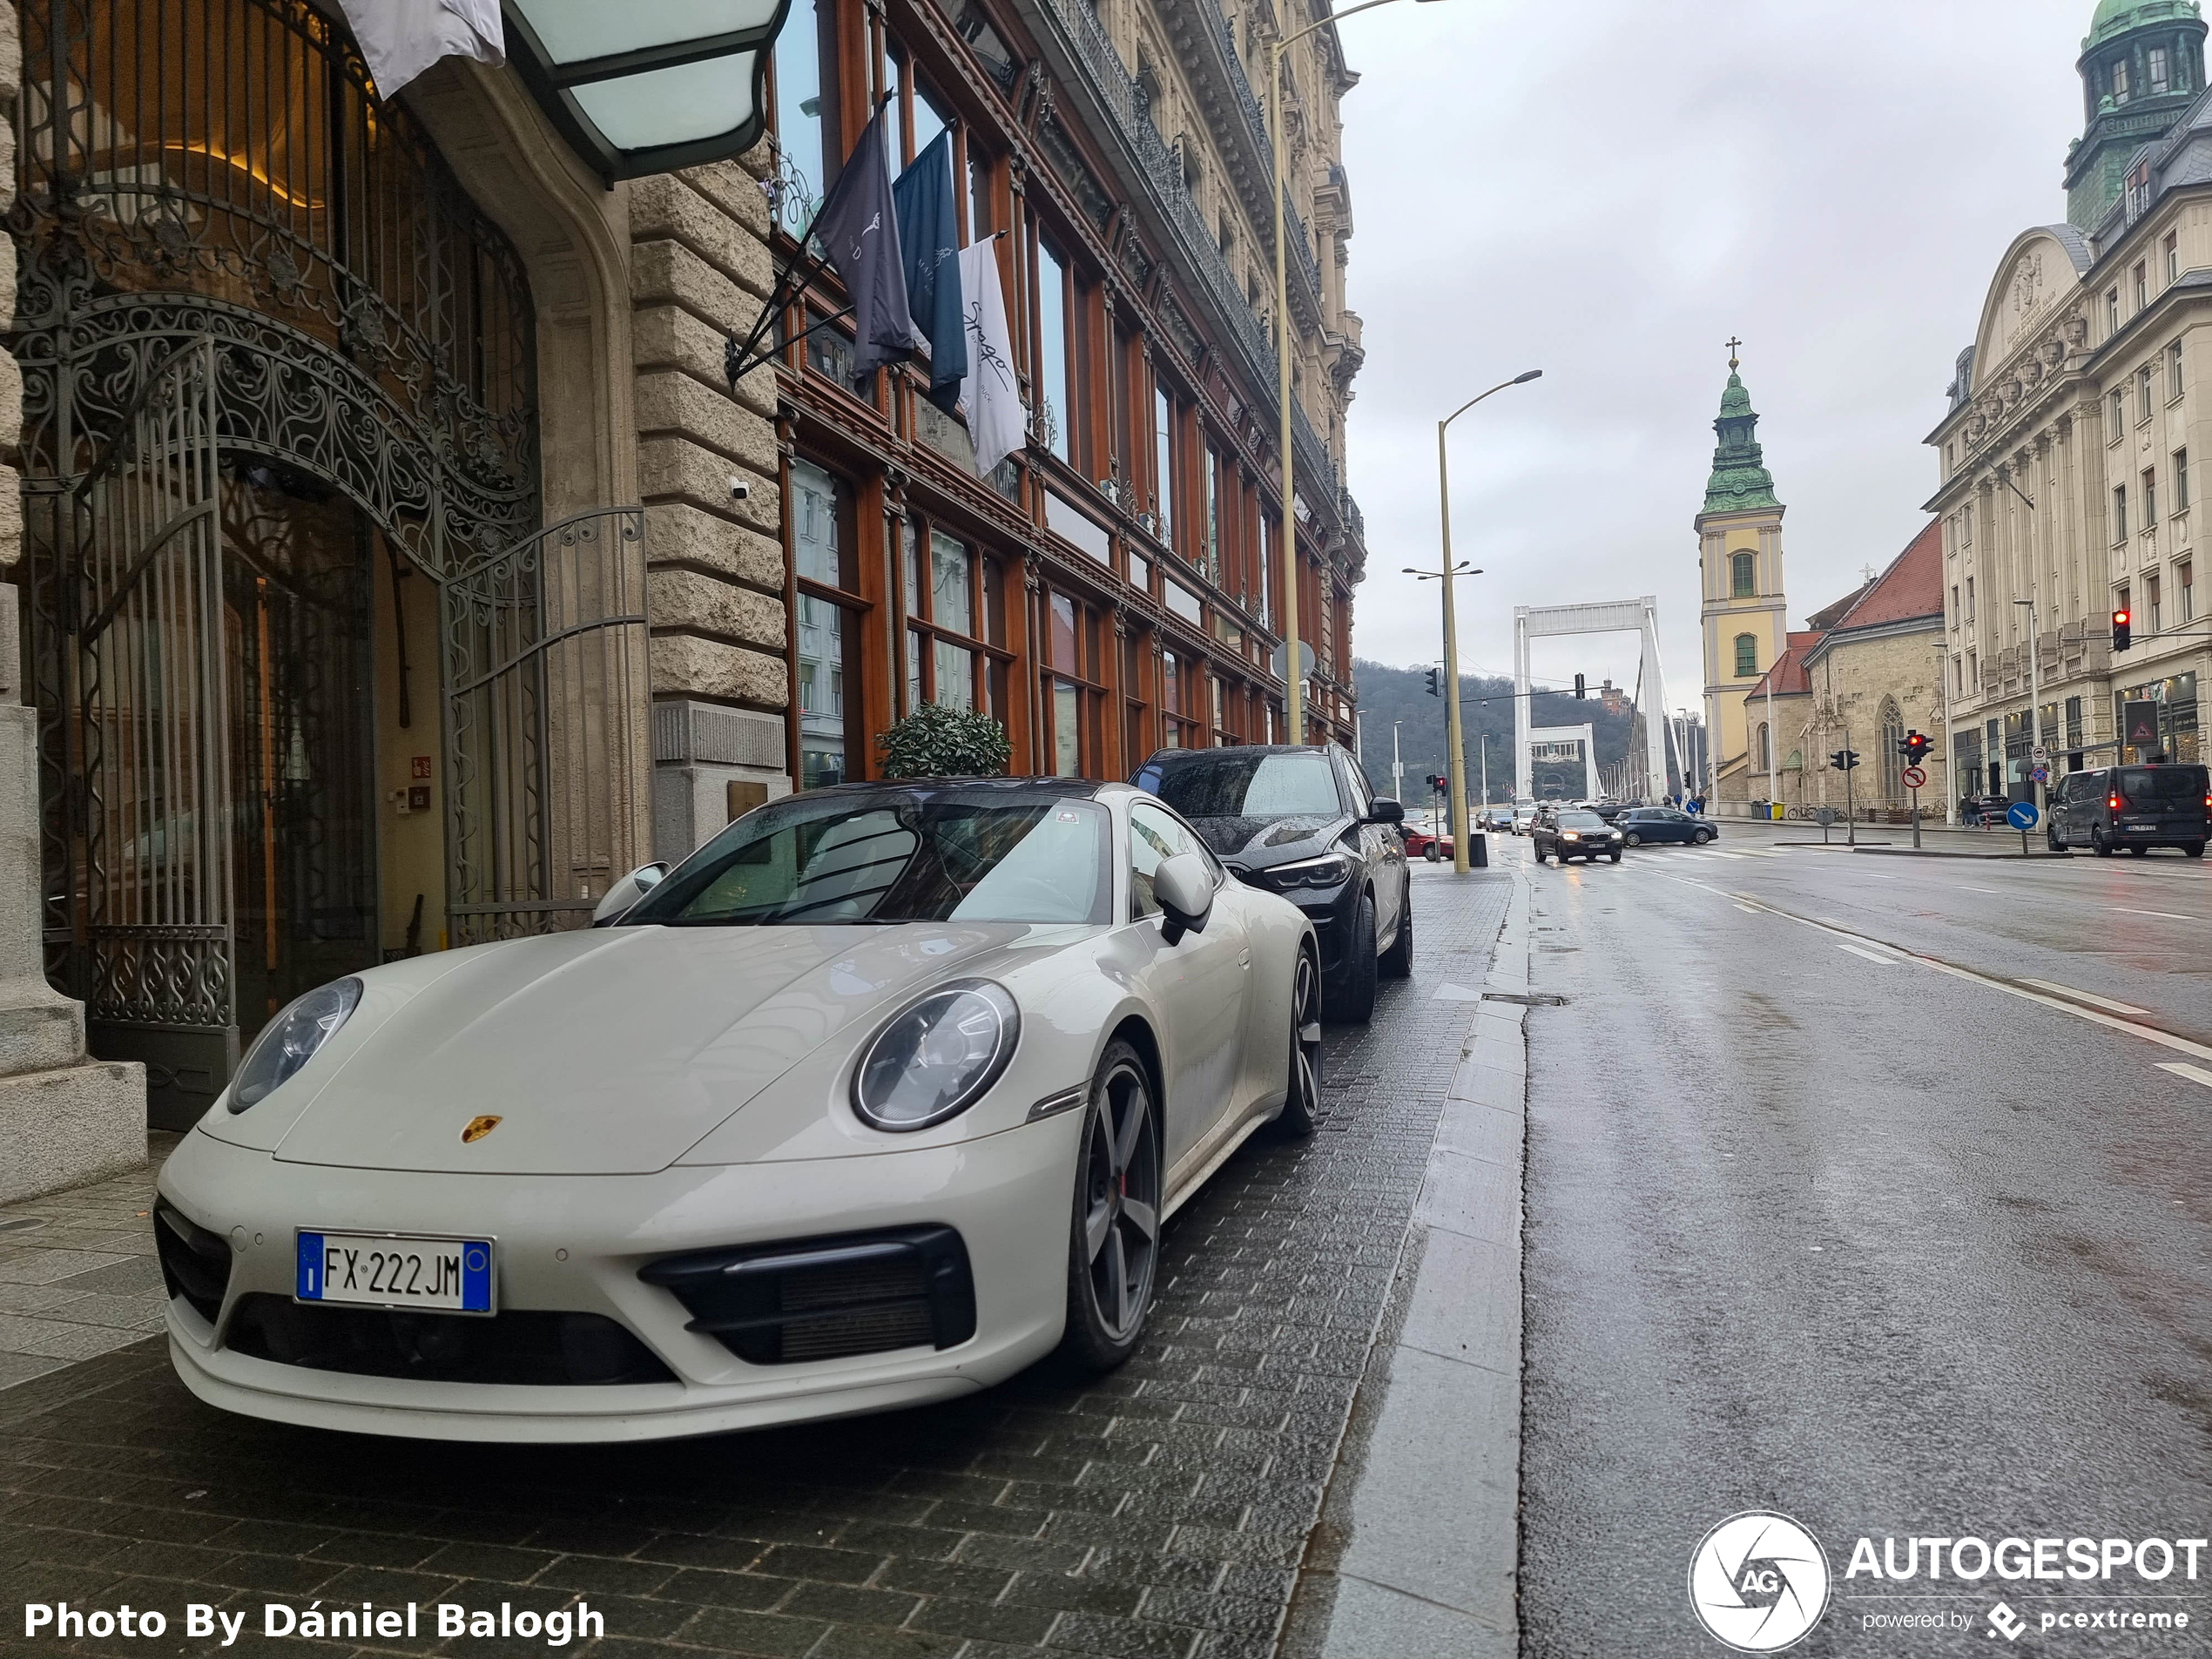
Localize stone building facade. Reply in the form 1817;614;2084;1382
1929;0;2212;803
1698;359;1791;804
0;0;1368;1169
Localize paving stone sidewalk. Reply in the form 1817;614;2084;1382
0;1136;172;1388
0;869;1511;1659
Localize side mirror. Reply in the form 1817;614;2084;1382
1153;853;1214;946
1366;796;1405;825
591;861;668;926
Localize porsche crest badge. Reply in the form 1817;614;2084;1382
460;1115;502;1144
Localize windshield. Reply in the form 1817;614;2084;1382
624;790;1112;927
1148;752;1341;819
2119;765;2209;801
1555;812;1607;828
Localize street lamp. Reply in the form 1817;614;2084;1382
1425;369;1542;873
1272;0;1452;746
2013;597;2044;817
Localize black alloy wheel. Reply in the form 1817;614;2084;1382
1331;893;1378;1022
2094;828;2114;855
1274;947;1323;1136
1379;894;1413;979
2130;845;2148;857
2188;842;2206;859
1608;849;1622;862
1057;1041;1163;1371
2048;825;2065;851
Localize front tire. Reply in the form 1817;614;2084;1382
1379;893;1413;979
1330;892;1378;1023
2048;826;2064;851
1274;947;1324;1137
1692;827;1714;845
1056;1042;1163;1373
1608;850;1622;863
2094;829;2114;856
1623;831;1642;847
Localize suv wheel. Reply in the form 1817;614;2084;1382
1379;895;1413;980
2047;825;2064;851
1329;892;1378;1023
2187;842;2206;859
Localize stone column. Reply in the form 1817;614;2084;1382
0;2;145;1203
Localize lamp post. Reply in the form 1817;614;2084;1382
1271;0;1449;746
1420;369;1541;873
1933;635;1956;825
2014;597;2043;819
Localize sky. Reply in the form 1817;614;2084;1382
1337;0;2097;718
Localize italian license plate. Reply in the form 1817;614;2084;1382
295;1231;494;1313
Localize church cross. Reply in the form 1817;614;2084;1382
1725;336;1743;370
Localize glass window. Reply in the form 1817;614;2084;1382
2140;363;2155;420
1053;681;1080;776
1204;447;1222;582
1163;579;1202;624
2181;560;2195;624
1037;241;1070;462
1129;800;1204;919
792;458;858;789
1153;388;1175;544
2151;45;2171;93
2114;485;2129;543
627;790;1111;927
2108;288;2121;334
934;639;974;711
1734;634;1757;678
931;531;974;636
2136;263;2149;312
2170;336;2186;391
772;0;829;238
1049;593;1078;671
2144;467;2158;523
1730;550;1755;598
2168;231;2182;284
2114;56;2131;101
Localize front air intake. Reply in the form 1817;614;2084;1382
152;1197;232;1325
641;1225;976;1365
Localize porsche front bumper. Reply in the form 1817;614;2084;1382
155;1112;1082;1443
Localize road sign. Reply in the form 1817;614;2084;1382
2006;799;2040;831
2030;764;2050;784
1901;764;1927;790
2031;745;2049;764
1814;807;1836;825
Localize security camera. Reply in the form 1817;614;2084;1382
729;476;751;502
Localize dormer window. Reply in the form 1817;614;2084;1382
2114;56;2132;104
2151;46;2171;94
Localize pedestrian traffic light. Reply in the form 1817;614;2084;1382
1574;672;1586;699
2112;608;2132;652
1425;773;1438;791
1901;731;1930;765
1426;667;1441;696
1437;774;1449;795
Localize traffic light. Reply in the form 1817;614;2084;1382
1829;749;1860;772
1574;672;1586;699
1436;773;1450;796
1900;731;1930;765
1424;773;1438;791
2112;608;2132;652
1426;667;1441;696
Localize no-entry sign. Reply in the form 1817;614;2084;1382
1901;764;1927;789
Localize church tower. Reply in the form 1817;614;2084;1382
2066;0;2209;230
1696;346;1787;803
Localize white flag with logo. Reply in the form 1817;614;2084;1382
336;0;503;99
957;241;1026;477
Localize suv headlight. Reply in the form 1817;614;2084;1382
853;979;1021;1131
229;977;364;1111
1260;853;1354;889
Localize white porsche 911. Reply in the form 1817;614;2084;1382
154;779;1323;1442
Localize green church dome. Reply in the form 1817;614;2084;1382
2088;0;2201;48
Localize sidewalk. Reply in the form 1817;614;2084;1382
0;1135;172;1387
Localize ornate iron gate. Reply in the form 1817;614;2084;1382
70;335;235;1095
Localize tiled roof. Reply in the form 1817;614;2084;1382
1747;631;1824;699
1825;519;1944;633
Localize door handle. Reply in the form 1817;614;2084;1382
1238;949;1251;968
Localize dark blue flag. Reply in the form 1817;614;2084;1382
810;101;918;380
893;130;968;414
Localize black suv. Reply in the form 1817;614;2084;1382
1133;744;1409;1022
2047;763;2210;856
1532;806;1623;863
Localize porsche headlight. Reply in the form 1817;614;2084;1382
229;977;363;1112
852;979;1020;1131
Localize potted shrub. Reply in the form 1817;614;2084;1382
876;703;1012;779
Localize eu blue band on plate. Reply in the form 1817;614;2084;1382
462;1241;493;1312
297;1231;323;1298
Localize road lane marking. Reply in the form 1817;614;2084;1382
2020;980;2160;1020
1647;869;2212;1065
2111;906;2196;921
1960;886;2001;894
1837;943;1898;965
2156;1062;2212;1089
1734;903;1760;914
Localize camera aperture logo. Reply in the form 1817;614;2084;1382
1689;1511;1833;1652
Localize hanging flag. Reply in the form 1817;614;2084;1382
334;0;503;99
811;102;921;381
957;239;1025;477
892;132;968;414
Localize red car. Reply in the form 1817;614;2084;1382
1399;826;1454;860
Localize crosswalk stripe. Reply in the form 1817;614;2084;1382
2156;1062;2212;1089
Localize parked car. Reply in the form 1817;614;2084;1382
1511;801;1540;835
1532;807;1623;863
1590;801;1631;824
1133;743;1411;1022
156;779;1323;1441
2046;763;2211;856
1615;806;1718;847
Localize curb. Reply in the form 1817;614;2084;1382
1852;846;2069;860
1282;863;1529;1659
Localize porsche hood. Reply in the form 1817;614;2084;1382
253;923;1026;1176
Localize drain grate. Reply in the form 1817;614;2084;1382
1481;991;1568;1006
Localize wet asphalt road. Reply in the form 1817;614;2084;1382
1510;833;2212;1658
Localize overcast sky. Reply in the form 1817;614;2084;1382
1338;0;2095;715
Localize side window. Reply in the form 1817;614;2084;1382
1130;801;1195;918
1339;752;1373;815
